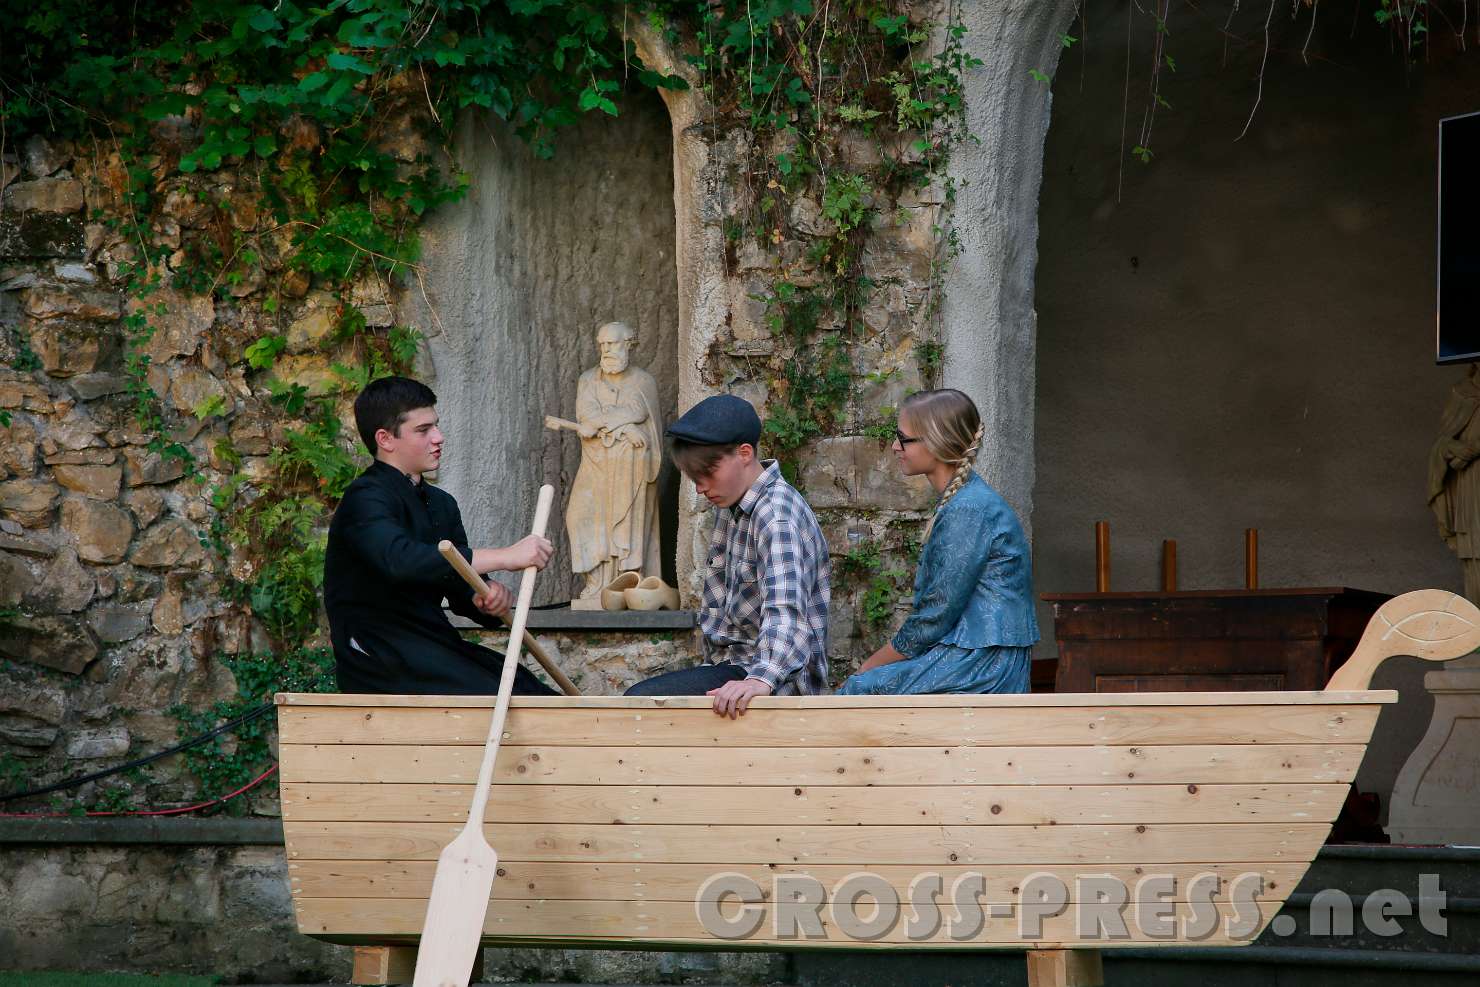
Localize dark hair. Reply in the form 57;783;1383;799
669;438;742;478
354;376;438;455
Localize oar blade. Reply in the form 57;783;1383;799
412;826;498;987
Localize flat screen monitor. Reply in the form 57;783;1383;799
1439;110;1480;364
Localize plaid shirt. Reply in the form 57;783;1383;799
699;460;831;695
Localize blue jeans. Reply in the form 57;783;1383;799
624;663;749;696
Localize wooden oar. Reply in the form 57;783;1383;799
414;484;555;987
437;540;580;697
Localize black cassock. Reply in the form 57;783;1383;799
323;461;557;695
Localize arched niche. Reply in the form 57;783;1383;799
408;91;680;604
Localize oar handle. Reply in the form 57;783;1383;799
438;539;489;595
465;485;555;826
437;538;580;696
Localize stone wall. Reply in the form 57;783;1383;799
0;820;788;985
2;135;253;805
0;830;345;982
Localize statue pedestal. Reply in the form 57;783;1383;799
1386;654;1480;845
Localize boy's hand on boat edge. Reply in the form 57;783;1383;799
707;678;772;718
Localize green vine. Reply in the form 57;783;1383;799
168;647;335;808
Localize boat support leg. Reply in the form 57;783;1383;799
1026;948;1104;987
351;945;484;985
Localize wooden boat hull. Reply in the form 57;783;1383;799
276;690;1393;950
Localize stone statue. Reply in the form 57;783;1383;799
546;321;663;604
1429;365;1480;603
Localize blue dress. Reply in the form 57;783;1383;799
839;473;1038;695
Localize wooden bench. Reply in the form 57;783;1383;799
275;589;1480;986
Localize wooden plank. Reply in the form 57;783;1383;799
278;743;1367;787
294;896;1281;946
351;945;416;985
275;704;1381;748
283;821;1331;865
1027;948;1104;987
276;691;1397;708
280;782;1351;826
289;859;1309;902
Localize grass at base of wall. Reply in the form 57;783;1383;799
0;975;217;987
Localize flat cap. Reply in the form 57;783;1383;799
666;394;762;446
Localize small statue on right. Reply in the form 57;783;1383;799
1429;364;1480;603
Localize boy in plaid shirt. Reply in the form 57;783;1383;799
625;395;830;716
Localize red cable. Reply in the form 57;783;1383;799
0;763;279;818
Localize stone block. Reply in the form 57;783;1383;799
0;419;38;475
286;303;338;354
65;726;131;759
86;604;151;644
273;353;343;397
800;436;935;511
43;448;117;467
0;376;49;410
53;260;96;283
0;478;60;527
155;852;223;922
0;211;85;259
29;318;107;377
0;531;56;557
24;286;123;321
161;186;213;228
61;498;133;563
40;414;108;454
2;177;85;214
122;447;187;486
21;135;70;177
0;612;98;674
130;287;213;363
123;487;165;527
130;519;209;571
7;858;96;918
168;365;228;416
53;463;123;500
0;716;59;748
69;372;129;400
111;563;160;604
26;546;96;612
0;550;36;605
227;414;271;456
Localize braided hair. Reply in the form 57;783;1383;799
899;389;984;540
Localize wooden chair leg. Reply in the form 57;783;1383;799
352;945;483;985
1026;949;1104;987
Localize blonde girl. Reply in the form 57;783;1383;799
838;389;1038;695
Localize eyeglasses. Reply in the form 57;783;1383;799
894;429;922;446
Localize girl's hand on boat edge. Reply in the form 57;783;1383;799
707;677;772;718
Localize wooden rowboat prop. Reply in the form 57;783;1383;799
275;589;1480;987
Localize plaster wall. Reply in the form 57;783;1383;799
1034;1;1480;816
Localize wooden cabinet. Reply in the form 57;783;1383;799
1043;588;1391;693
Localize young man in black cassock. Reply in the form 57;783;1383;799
323;376;559;695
